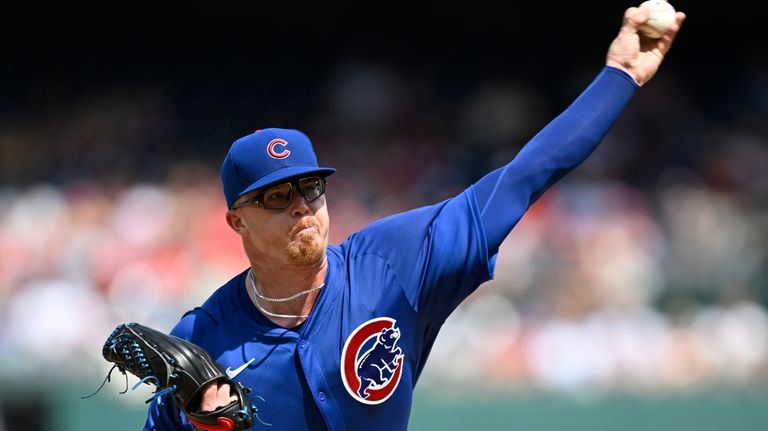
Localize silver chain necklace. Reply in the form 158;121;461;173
247;269;323;319
248;270;324;302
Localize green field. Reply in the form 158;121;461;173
3;382;767;431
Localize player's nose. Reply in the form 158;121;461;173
289;192;310;216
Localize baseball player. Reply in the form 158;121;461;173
144;6;685;430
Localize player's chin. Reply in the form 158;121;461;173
286;236;326;266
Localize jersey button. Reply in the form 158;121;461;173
318;391;326;401
299;340;307;349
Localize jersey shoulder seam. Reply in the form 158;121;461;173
353;250;445;326
181;280;246;342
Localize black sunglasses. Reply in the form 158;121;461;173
231;176;327;210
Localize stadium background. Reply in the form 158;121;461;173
2;1;767;429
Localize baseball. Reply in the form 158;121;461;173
637;0;676;38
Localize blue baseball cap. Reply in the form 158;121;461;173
221;128;336;208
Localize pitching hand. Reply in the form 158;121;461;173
605;6;686;86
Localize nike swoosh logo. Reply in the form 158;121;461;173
225;358;256;379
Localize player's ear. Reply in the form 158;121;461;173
226;210;246;234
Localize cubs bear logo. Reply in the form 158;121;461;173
267;138;291;159
340;317;404;405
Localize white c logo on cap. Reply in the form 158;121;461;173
267;138;291;159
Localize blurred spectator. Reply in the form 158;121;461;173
1;54;767;398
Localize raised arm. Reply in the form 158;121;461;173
473;5;686;253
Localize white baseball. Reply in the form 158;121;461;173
637;0;676;38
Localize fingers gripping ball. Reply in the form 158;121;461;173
102;323;257;431
637;0;676;38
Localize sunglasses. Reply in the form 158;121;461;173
231;176;327;210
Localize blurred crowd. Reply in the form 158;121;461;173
1;59;767;396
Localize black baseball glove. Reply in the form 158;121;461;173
102;322;256;430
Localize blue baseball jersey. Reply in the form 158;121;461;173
144;66;638;430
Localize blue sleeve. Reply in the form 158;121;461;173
472;66;638;253
343;67;636;322
143;398;194;431
350;191;492;323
